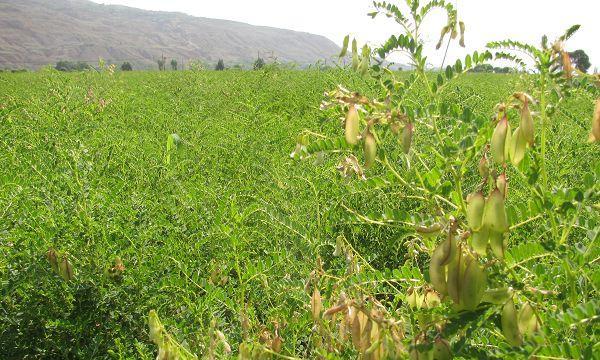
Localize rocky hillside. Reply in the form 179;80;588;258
0;0;340;69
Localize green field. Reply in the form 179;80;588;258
1;69;598;358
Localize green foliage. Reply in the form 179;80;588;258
215;59;225;71
121;62;133;71
253;57;265;70
0;2;598;358
55;60;92;72
569;49;591;73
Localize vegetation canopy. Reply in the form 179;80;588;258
0;0;598;359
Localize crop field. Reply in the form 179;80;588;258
0;67;598;359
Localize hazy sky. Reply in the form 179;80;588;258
90;0;599;70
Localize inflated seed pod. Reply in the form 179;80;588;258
364;130;377;168
518;302;539;335
478;155;489;179
471;227;489;256
402;122;414;154
429;253;448;296
509;126;527;165
489;231;507;260
46;248;59;273
446;245;465;306
496;173;508;198
491;116;509;164
501;298;522;347
345;105;360;146
58;255;74;281
519;101;535;146
352;39;359;71
466;192;485;231
482;287;512;304
432;338;452;360
483;189;509;233
460;254;487;311
311;287;322;321
589;98;600;142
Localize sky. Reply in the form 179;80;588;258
89;0;600;70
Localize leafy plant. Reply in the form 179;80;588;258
292;1;599;358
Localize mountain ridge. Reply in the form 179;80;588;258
0;0;341;69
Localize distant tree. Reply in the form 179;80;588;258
121;62;133;71
253;57;265;70
157;58;165;71
470;64;494;73
215;59;225;71
568;49;591;73
55;60;91;72
171;59;178;71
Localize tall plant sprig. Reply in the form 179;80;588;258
295;0;599;358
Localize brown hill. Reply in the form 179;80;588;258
0;0;340;69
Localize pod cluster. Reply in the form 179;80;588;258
46;247;74;281
490;97;535;166
501;298;540;347
466;177;510;259
429;231;488;311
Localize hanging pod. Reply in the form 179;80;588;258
518;303;540;335
311;287;322;321
402;122;414;154
501;298;523;347
432;338;452;360
491;116;509;164
364;129;377;168
466;192;485;231
459;253;487;311
589;98;600;142
478;155;489;179
58;255;74;281
489;231;507;260
483;188;509;233
470;227;489;256
509;126;527;165
345;105;360;146
496;173;508;198
519;101;535;146
446;245;466;306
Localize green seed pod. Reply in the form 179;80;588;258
496;173;508;198
432;338;452;360
509;126;527;166
489;231;507;260
402;123;414;154
364;130;377;168
46;248;59;273
351;39;359;71
345;105;360;146
482;287;512;304
589;98;600;142
519;101;535;146
501;299;523;347
491;116;509;164
429;250;448;296
58;255;74;281
471;227;489;256
466;192;485;231
478;155;489;179
483;189;509;233
504;122;512;162
149;310;164;345
446;246;465;306
518;303;539;335
460;254;487;311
